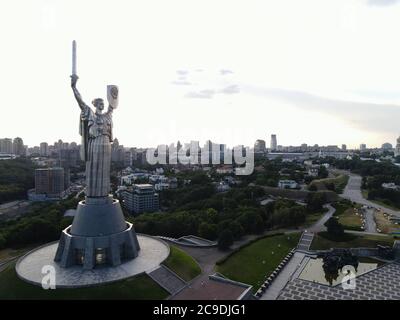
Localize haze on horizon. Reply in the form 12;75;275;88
1;0;400;149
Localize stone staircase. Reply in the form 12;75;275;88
147;265;187;295
296;232;314;252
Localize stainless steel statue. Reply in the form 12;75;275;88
70;41;119;197
54;41;140;270
71;75;118;197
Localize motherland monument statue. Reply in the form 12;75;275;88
16;42;169;288
53;41;141;269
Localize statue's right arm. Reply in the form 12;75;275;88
71;75;88;110
72;85;88;110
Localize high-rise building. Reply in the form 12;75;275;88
111;138;125;163
34;167;65;198
342;144;347;151
12;137;25;156
55;139;64;152
124;151;132;167
270;134;277;151
121;184;159;214
0;138;13;154
360;144;367;151
254;139;266;153
219;143;226;162
60;149;79;167
381;142;393;150
395;137;400;157
40;142;49;156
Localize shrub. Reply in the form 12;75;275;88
218;230;234;250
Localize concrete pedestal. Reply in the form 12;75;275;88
54;196;140;270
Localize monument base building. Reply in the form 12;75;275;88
54;195;140;269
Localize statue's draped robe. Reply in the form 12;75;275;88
79;106;113;197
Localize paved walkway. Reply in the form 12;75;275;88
308;204;335;233
260;252;307;300
340;172;400;217
364;208;377;233
0;256;19;273
147;265;186;295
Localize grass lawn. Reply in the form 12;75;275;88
374;211;400;234
216;233;300;292
304;211;324;226
332;200;362;231
333;174;349;194
0;262;169;299
309;175;349;194
162;245;201;281
0;248;27;261
310;232;395;250
337;208;363;231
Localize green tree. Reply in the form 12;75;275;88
318;166;329;179
324;217;344;237
198;222;218;240
0;233;5;249
218;230;233;250
308;184;317;191
306;192;327;212
228;220;244;240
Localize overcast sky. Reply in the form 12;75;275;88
1;0;400;149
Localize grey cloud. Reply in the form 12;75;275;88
172;80;192;86
242;84;400;134
176;70;189;75
366;0;400;6
185;89;215;99
220;69;233;75
220;84;240;94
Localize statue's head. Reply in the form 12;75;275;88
92;98;104;112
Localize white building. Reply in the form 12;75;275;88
216;181;230;193
120;173;151;185
155;183;170;191
278;180;298;189
382;182;400;190
308;167;319;177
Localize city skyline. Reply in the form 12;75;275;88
2;1;400;148
1;134;398;153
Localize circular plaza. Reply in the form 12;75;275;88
16;234;169;288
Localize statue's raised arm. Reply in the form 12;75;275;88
71;74;88;110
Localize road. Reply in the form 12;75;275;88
308;204;335;233
363;208;377;233
340;172;400;218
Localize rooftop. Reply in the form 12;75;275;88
172;274;252;300
278;262;400;300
